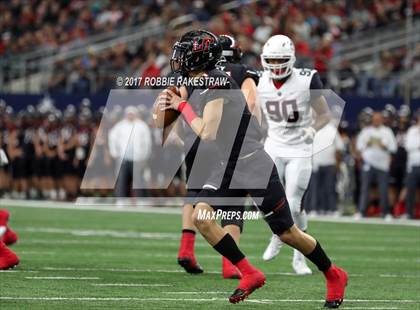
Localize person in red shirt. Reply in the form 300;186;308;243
314;33;334;85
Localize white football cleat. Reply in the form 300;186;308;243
384;214;393;222
292;250;312;275
262;234;283;261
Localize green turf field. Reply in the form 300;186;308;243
0;205;419;309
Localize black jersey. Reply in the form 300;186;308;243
184;68;263;163
0;127;5;150
61;125;76;157
216;62;259;87
166;71;220;188
23;128;35;155
47;129;60;151
77;127;91;161
167;69;262;189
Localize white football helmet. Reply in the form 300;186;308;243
261;35;296;79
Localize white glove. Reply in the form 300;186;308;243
300;127;316;144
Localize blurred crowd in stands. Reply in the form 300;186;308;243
0;0;211;55
0;99;419;219
1;0;419;97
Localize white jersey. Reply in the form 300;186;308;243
404;125;420;170
259;67;317;157
356;125;397;172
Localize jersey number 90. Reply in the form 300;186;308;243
265;100;299;123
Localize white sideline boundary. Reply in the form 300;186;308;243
2;198;420;227
0;296;418;304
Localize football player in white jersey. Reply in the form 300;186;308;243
258;35;331;275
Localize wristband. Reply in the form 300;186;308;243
177;100;198;125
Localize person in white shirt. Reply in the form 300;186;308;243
312;122;345;215
404;111;420;219
356;112;397;218
108;106;152;199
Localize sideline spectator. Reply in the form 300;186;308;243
356;112;397;219
312;122;345;215
404;111;420;219
108;106;152;202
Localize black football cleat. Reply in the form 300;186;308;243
177;257;203;274
324;299;343;308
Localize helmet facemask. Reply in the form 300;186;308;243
170;41;192;75
261;55;295;79
170;30;221;76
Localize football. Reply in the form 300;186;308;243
152;86;181;128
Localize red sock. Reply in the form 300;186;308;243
235;258;257;275
223;256;235;268
178;230;195;257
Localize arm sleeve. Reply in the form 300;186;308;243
310;72;324;89
242;65;260;86
309;71;324;102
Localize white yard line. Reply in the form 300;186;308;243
13;226;420;255
166;292;230;294
13;249;419;263
344;308;399;310
20;236;418;249
6;267;415;279
0;296;418;304
25;276;100;280
19;227;178;240
92;283;171;287
41;267;200;274
0;270;38;273
19;251;58;255
2;198;419;227
1;199;181;214
379;274;420;279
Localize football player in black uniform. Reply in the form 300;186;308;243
159;30;348;307
58;105;79;200
7;112;28;199
176;34;261;279
217;34;262;124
